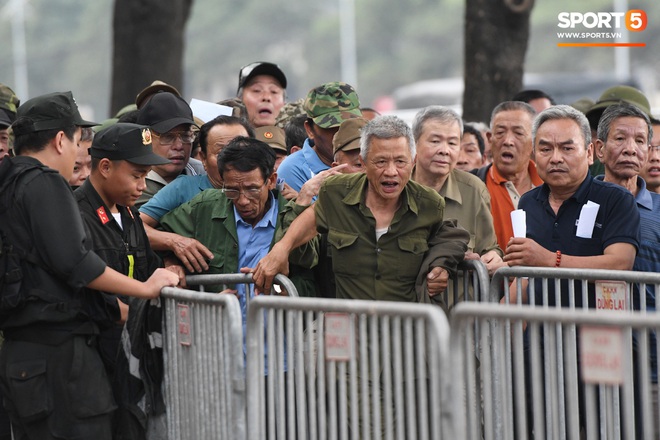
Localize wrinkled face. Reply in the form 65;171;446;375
333;149;364;173
362;136;414;202
61;127;82;182
456;132;484;171
641;124;660;189
0;128;9;164
151;124;194;181
222;167;277;227
415;119;461;178
69;138;92;187
106;160;151;207
241;75;285;127
598;116;649;181
534;118;591;192
488;110;534;179
201;123;249;188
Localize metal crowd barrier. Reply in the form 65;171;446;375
245;295;458;440
160;286;245;440
186;273;299;306
451;302;660;440
445;259;491;310
490;266;660;310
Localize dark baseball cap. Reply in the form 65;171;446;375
135;80;181;109
137;92;196;134
12;91;97;136
237;62;287;94
89;123;170;165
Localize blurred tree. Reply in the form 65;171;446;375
463;0;534;122
111;0;193;114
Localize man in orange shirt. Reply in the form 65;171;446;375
473;101;544;250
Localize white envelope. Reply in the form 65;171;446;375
511;209;526;238
576;201;600;239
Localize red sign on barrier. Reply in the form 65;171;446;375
325;313;352;361
595;280;627;311
177;303;192;346
579;326;624;385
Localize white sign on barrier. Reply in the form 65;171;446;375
595;280;627;311
579;326;624;385
325;313;352;361
177;303;192;346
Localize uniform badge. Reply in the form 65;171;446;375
96;207;110;225
142;128;152;145
264;131;273;139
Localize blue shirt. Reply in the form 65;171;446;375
139;174;213;221
595;175;660;311
234;193;281;371
520;173;640;307
276;138;330;192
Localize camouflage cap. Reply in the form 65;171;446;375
333;117;368;154
216;97;248;119
275;98;305;128
303;82;362;129
0;83;20;123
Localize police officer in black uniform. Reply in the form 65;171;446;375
0;92;179;440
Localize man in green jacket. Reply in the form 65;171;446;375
160;137;317;303
252;115;469;309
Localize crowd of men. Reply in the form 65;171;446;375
0;61;659;438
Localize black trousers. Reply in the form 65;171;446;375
0;335;116;440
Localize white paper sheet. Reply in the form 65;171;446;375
511;209;526;238
576;201;600;239
189;98;233;122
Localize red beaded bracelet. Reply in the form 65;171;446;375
555;250;562;267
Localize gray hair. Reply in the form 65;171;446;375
490;101;536;130
360;115;415;160
532;104;591;149
596;102;653;144
411;105;463;142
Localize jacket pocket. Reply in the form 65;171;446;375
6;359;51;422
327;230;360;276
396;236;429;281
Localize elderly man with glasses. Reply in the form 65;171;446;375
160;136;317;299
135;91;203;207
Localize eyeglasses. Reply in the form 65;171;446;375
152;131;196;146
222;182;267;200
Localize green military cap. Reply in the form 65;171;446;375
89;123;170;165
303;82;362;129
255;125;287;154
585;85;650;129
12;91;97;136
333;117;368;154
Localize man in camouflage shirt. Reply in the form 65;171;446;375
276;82;363;192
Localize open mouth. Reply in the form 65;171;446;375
647;166;660;176
258;108;272;116
381;181;399;193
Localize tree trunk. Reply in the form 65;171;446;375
110;0;193;115
462;0;533;123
